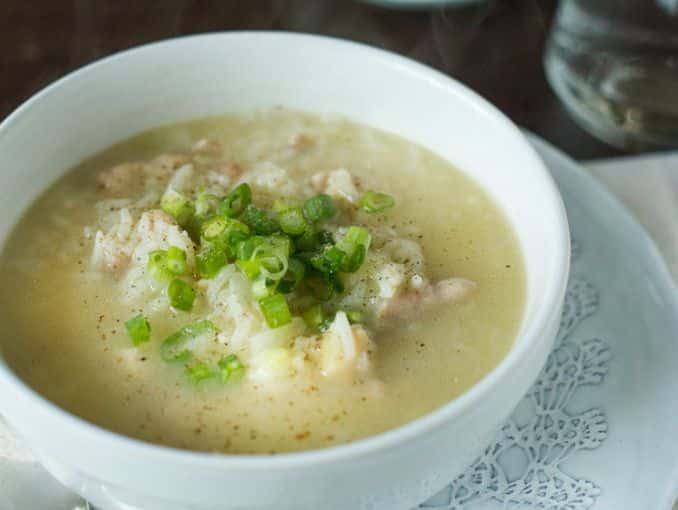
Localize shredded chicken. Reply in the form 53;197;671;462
288;133;313;151
240;161;304;197
377;277;476;323
97;154;188;195
146;154;190;178
192;137;223;155
217;161;243;180
320;312;375;377
310;168;361;204
97;162;145;194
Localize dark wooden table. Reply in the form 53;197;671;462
1;0;627;160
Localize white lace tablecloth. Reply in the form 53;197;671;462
0;151;676;509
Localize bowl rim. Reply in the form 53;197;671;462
0;31;570;470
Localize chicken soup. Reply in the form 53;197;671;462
0;109;525;454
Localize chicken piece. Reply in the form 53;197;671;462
217;161;244;180
377;277;476;323
320;312;375;377
239;161;302;197
97;154;189;195
146;154;190;178
192;137;223;155
97;162;145;194
165;163;194;193
310;168;361;204
288;133;313;151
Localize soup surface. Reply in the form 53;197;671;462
0;110;524;454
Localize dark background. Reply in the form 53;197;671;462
1;0;626;160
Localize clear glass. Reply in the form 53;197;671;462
545;0;678;150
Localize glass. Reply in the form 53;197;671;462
545;0;678;150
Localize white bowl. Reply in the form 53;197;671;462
0;32;569;510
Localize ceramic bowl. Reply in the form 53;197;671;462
0;32;569;510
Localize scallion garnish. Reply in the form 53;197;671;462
358;190;395;213
258;293;292;328
273;197;301;213
279;207;308;236
346;310;364;324
195;192;220;219
166;246;187;276
302;304;325;331
218;183;252;217
161;320;217;362
277;257;305;293
235;259;261;281
336;226;371;273
185;362;215;384
303;194;336;222
218;354;246;383
147;250;173;282
161;189;195;227
240;205;280;235
168;278;196;311
310;246;346;276
303;272;339;301
124;314;151;346
196;246;228;279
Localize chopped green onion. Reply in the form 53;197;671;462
336;226;371;273
168;278;196;311
358;191;395;213
273;197;301;213
201;216;230;241
147;250;172;282
294;229;333;252
258;293;292;328
195;246;228;279
187;192;221;241
278;257;305;293
240;205;280;235
251;276;276;299
124;314;151;346
295;229;319;252
200;216;250;252
346;310;364;324
235;236;266;261
195;192;220;219
302;304;325;331
310;246;346;275
218;183;252;217
304;272;341;301
317;230;335;245
161;320;217;362
218;354;246;383
185;362;215;384
236;259;261;280
248;236;291;281
279;207;308;236
161;189;195;227
303;194;335;222
166;246;187;276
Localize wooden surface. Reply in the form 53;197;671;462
1;0;627;159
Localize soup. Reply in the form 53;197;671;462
0;109;524;454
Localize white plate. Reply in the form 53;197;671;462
1;133;677;510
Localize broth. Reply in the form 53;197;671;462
0;109;524;453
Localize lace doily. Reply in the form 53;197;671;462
421;240;611;510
